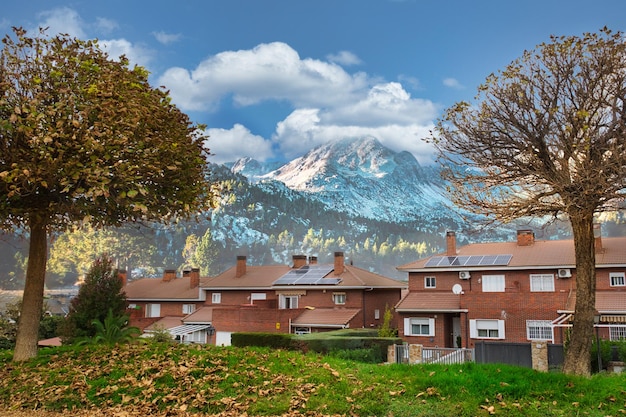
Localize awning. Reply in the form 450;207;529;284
552;313;573;327
600;315;626;323
167;324;213;336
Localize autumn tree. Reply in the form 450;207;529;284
430;28;626;375
0;28;219;361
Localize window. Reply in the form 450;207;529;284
530;274;555;292
610;326;626;341
403;317;435;337
425;276;436;288
332;292;346;305
145;303;161;318
610;273;625;287
182;304;196;315
374;309;380;320
211;293;221;304
482;275;505;292
470;319;505;339
250;293;266;303
526;320;552;340
279;294;299;309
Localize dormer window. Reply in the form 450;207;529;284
610;273;625;287
425;276;436;288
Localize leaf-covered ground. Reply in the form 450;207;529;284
1;343;625;416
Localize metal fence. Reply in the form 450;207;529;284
474;341;564;369
422;347;474;364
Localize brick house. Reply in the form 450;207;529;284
125;251;406;345
395;228;626;349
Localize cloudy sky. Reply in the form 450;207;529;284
3;0;626;165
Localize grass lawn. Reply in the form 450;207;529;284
0;342;625;416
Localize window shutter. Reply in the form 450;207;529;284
469;320;477;338
428;318;435;336
498;320;505;339
404;318;411;336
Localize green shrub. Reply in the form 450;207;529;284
231;332;294;349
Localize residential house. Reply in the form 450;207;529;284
395;228;626;349
125;251;406;345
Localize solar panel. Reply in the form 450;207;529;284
423;254;513;268
273;265;338;285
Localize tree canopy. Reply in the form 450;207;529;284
0;27;219;360
431;28;626;375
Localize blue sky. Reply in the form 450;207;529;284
3;1;626;165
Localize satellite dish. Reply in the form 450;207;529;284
452;284;462;295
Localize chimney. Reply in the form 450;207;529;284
190;268;200;289
594;223;603;253
235;255;247;278
334;251;344;275
308;255;318;265
292;255;307;268
162;269;176;282
118;270;127;287
446;231;457;256
516;230;535;246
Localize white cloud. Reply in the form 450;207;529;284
443;77;464;89
99;38;154;68
35;7;86;38
205;124;274;164
326;50;362;66
95;17;118;34
160;42;440;164
158;42;369;111
273;107;436;165
31;8;152;69
153;31;182;45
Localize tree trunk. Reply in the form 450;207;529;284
561;212;596;376
13;216;48;362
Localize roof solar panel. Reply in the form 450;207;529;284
423;254;513;268
273;265;336;285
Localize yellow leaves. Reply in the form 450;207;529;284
322;362;340;378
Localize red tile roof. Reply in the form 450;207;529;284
125;276;208;301
204;263;406;290
291;308;360;327
125;259;405;301
395;292;465;312
183;307;213;323
564;291;626;314
398;236;626;271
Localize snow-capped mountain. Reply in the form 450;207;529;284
232;136;452;223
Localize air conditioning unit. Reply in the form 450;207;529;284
558;268;572;278
459;271;471;280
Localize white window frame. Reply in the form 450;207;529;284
279;294;299;309
294;327;311;335
526;320;553;341
424;276;436;288
530;274;555;292
610;273;625;287
482;275;505;292
332;292;346;305
470;319;505;339
182;304;196;315
374;309;380;320
211;293;221;304
145;303;161;318
403;317;435;337
609;326;626;340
